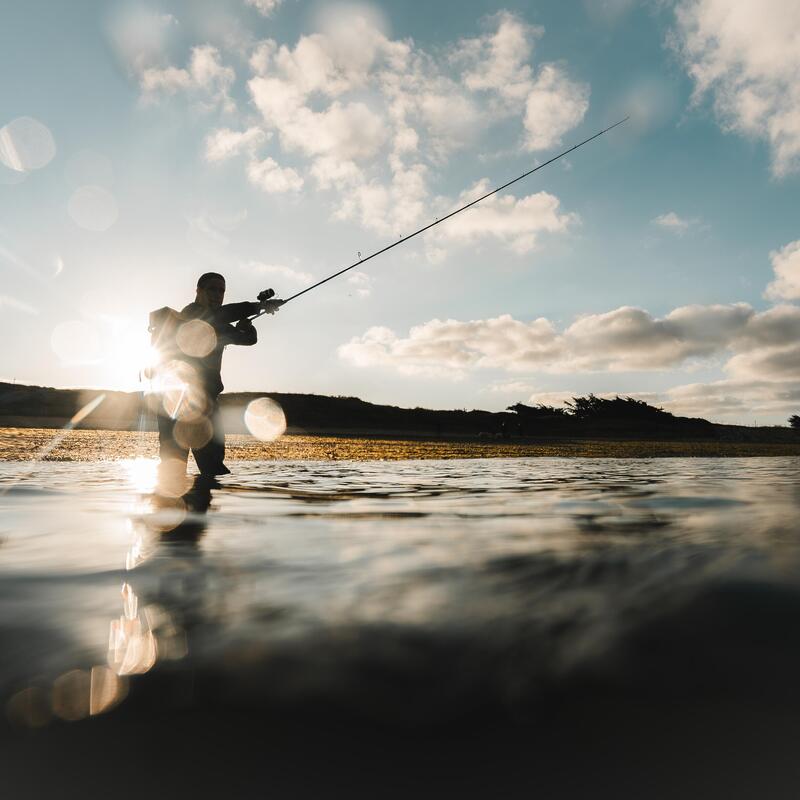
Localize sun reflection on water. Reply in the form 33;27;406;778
122;457;159;494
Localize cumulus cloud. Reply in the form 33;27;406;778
455;12;589;150
245;0;283;17
671;0;800;177
652;211;693;233
339;301;800;378
140;45;236;112
663;378;800;420
106;7;178;73
339;315;562;378
347;270;373;298
249;77;388;161
765;240;800;301
246;157;303;192
205;127;267;162
429;182;578;254
239;10;587;250
459;12;542;104
523;65;590;151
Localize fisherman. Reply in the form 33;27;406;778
152;272;281;477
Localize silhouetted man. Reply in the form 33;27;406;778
153;272;280;477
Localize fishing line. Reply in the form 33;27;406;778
251;116;629;317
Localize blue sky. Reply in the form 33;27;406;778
1;0;799;423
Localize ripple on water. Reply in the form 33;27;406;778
0;455;799;733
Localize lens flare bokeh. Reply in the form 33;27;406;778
244;397;287;441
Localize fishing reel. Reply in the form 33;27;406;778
257;288;275;304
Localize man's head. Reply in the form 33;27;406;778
196;272;226;309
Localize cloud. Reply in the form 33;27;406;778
241;261;313;285
488;380;540;395
245;0;283;17
249;77;388;161
140;45;236;112
339;315;563;378
106;7;178;73
205;126;267;161
663;378;800;420
429;182;578;254
347;270;373;298
726;343;800;382
671;0;800;177
246;157;303;192
454;13;589;151
652;211;693;233
459;12;542;104
339;300;800;379
523;64;590;151
765;240;800;301
240;11;586;250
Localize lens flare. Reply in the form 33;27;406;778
68;185;118;231
174;416;214;450
156;360;208;421
0;116;56;172
244;397;287;441
52;669;90;721
89;666;128;716
176;319;216;357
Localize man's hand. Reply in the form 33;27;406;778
260;299;283;315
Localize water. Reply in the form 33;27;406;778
2;454;800;798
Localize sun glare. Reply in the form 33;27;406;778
123;458;159;494
107;324;160;392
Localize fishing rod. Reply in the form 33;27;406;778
250;116;629;319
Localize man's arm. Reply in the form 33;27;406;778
229;317;257;346
217;301;261;324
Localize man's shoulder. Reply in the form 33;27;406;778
181;302;206;318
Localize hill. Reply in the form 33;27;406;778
0;382;796;443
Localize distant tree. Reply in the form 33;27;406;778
565;394;673;421
507;403;569;418
790;415;800;430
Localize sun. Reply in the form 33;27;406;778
105;322;161;392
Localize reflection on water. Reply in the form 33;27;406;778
1;456;800;734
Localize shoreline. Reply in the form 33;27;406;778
0;426;799;460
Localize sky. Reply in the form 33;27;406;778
1;0;799;424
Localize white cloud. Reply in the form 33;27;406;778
241;11;586;249
246;157;304;192
249;77;388;161
663;378;800;421
339;300;800;378
765;240;800;301
460;12;541;103
671;0;800;176
106;8;178;73
241;261;313;285
205;127;267;162
140;45;236;112
430;183;578;254
455;13;589;151
488;380;540;395
652;211;692;233
523;65;590;151
347;270;373;298
339;315;563;378
245;0;283;17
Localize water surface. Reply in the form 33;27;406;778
2;455;800;798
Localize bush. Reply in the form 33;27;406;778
790;415;800;429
